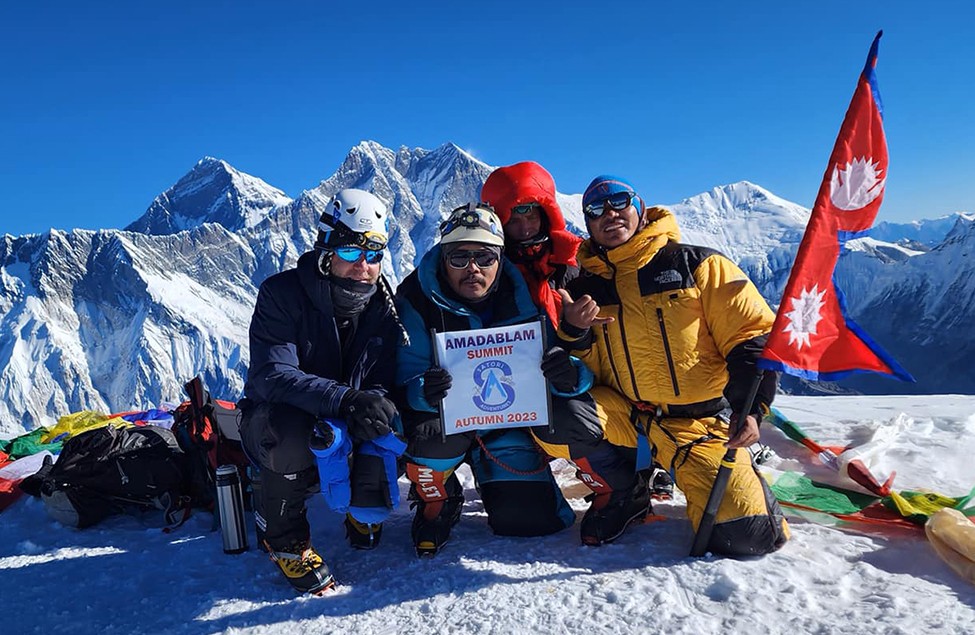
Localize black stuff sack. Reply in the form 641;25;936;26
20;425;193;528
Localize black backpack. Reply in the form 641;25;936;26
21;425;194;528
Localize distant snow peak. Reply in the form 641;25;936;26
783;285;827;349
830;157;885;211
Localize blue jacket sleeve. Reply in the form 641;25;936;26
394;294;438;413
247;281;350;418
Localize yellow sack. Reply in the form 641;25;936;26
925;508;975;585
40;411;131;444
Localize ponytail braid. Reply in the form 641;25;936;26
378;274;410;347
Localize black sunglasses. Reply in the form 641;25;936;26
446;250;499;270
583;191;635;219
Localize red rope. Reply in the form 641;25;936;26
474;434;552;476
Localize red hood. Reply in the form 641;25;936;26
481;161;568;232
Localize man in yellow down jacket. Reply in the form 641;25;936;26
533;175;789;555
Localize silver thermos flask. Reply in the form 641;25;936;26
215;464;248;554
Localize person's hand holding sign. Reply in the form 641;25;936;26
557;289;615;332
422;367;452;405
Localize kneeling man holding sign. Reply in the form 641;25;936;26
394;203;592;556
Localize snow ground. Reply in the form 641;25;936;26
2;396;974;634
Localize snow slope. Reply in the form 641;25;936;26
2;395;973;634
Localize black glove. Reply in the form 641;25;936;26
422;367;452;405
541;346;579;393
342;390;397;441
413;417;443;442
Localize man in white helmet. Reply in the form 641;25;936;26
239;188;406;594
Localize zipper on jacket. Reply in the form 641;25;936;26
655;307;681;396
615;304;643;401
601;325;625;395
598;256;642;401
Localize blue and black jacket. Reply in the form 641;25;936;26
244;251;401;417
394;245;592;417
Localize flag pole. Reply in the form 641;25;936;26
689;371;764;557
430;328;447;444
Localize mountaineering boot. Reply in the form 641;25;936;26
264;539;335;595
255;467;318;555
408;471;464;557
651;467;675;500
344;513;383;550
580;471;652;546
411;495;463;557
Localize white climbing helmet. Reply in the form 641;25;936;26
315;188;390;251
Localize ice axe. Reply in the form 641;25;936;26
689;371;764;557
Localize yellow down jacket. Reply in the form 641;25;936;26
558;207;775;410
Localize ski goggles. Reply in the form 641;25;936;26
333;246;384;264
511;203;542;215
445;249;499;270
583;191;636;219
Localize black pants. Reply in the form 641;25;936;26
239;401;389;548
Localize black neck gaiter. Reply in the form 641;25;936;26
329;275;377;319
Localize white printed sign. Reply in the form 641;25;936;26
434;322;549;435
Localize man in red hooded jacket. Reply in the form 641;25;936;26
481;161;581;327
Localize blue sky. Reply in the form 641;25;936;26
2;1;972;236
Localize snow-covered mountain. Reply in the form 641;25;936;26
0;141;970;434
669;181;811;303
838;215;975;395
0;225;259;435
126;157;292;235
870;212;974;248
0;142;495;434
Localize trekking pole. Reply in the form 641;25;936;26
689;371;764;557
540;315;555;435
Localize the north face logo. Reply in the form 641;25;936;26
654;270;682;285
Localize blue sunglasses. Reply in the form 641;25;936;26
334;246;384;264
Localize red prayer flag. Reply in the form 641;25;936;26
758;32;914;382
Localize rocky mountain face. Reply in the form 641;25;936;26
0;141;969;434
125;157;292;235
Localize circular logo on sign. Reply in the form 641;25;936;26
472;359;515;412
